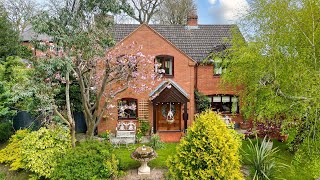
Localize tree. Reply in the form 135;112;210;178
125;0;162;24
155;0;196;25
0;5;19;60
223;0;320;177
1;0;40;34
0;5;32;120
32;0;159;139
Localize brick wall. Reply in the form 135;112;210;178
98;25;196;135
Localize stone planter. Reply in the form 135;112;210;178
131;146;157;175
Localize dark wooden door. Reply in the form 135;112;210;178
156;103;181;131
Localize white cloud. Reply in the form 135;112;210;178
208;0;250;24
208;0;218;5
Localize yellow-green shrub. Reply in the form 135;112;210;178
167;110;243;180
22;126;71;178
0;129;29;170
0;126;71;179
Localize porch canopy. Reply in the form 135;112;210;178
149;80;189;103
149;80;189;133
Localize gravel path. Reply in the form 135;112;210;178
119;169;167;180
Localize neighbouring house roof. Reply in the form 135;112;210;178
113;24;236;62
149;79;189;103
21;27;52;42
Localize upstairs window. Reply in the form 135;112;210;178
155;55;174;76
118;98;137;119
213;58;226;76
209;95;239;113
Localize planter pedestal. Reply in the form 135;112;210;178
138;161;150;175
131;146;157;176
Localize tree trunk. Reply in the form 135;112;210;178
70;121;76;147
86;121;95;138
65;71;76;147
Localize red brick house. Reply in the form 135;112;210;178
99;15;244;142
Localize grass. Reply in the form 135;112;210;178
241;138;313;180
114;143;178;170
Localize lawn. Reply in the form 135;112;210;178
114;143;178;170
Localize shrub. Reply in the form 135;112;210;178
167;110;242;179
0;121;13;143
0;126;71;178
148;133;164;150
138;119;150;135
245;136;287;179
22;125;71;178
0;129;29;170
293;136;320;178
194;90;211;113
51;140;121;180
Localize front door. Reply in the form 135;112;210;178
156;103;181;131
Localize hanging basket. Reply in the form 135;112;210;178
166;110;175;124
166;118;175;124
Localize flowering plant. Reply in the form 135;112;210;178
136;128;143;143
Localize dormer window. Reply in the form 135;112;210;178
155;55;174;77
213;58;226;76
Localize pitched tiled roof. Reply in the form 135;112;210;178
21;27;52;42
113;24;236;62
21;24;236;62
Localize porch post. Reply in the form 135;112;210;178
153;103;157;134
183;103;188;132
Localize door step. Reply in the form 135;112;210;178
157;131;184;142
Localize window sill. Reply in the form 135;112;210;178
118;118;138;121
213;74;221;78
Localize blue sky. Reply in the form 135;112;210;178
196;0;251;24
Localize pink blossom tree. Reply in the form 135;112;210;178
77;42;160;137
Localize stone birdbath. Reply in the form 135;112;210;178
131;145;157;175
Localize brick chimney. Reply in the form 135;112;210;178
186;13;198;29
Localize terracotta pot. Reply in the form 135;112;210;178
278;134;289;142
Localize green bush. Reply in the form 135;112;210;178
148;133;164;150
167;110;242;179
138;119;150;135
0;121;13;142
194;90;211;113
0;126;71;178
21;125;71;178
0;129;29;170
245;136;287;179
51;140;121;180
293;136;320;178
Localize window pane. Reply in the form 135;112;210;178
231;97;238;102
221;102;231;113
213;96;221;102
214;61;222;75
222;96;230;102
165;59;172;75
118;99;137;119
